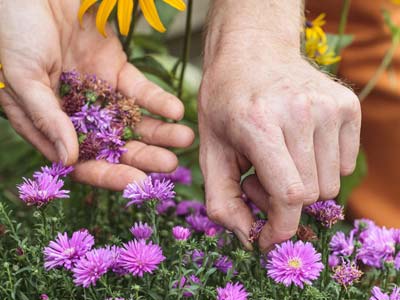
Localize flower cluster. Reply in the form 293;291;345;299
60;71;141;164
150;166;192;186
304;199;344;228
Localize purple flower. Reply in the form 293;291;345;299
330;231;355;257
185;214;218;233
40;295;49;300
130;222;153;240
249;220;266;243
395;253;400;270
176;200;206;216
370;286;400;300
352;219;376;242
18;173;69;207
106;245;126;275
123;177;175;207
216;282;248;300
44;229;94;270
174;275;201;298
214;255;234;274
172;226;191;241
304;200;344;228
150;166;192;185
332;260;363;287
392;229;400;244
96;128;127;164
191;250;204;267
266;240;324;288
357;226;395;268
72;248;113;288
329;255;340;268
34;162;74;178
119;240;165;277
156;199;176;214
70;104;114;134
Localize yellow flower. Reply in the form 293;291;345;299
0;64;5;89
305;13;327;43
78;0;186;37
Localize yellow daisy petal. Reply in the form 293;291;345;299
118;0;134;36
0;82;4;89
96;0;118;37
313;13;326;27
139;0;166;32
78;0;99;26
163;0;186;11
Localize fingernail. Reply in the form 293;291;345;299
55;140;68;165
234;229;254;251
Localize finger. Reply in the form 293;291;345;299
241;175;270;214
247;126;304;252
12;80;79;165
135;116;194;148
0;93;58;161
120;140;178;173
118;63;184;120
201;137;254;250
72;160;147;191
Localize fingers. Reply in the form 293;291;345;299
120;140;178;173
13;80;79;165
118;63;184;120
241;175;269;214
135;116;194;148
72;160;147;191
201;137;254;250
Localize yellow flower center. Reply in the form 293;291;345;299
288;258;302;269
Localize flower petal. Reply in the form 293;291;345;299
118;0;134;36
78;0;99;26
96;0;118;37
139;0;166;32
163;0;186;11
0;82;4;89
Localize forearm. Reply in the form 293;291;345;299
204;0;303;68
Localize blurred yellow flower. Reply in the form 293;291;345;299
0;64;5;89
305;13;327;42
78;0;186;37
391;0;400;4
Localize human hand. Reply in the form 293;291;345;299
199;26;361;251
0;0;194;190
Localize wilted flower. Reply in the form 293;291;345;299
330;231;355;257
296;224;318;242
248;220;266;243
44;229;94;270
150;166;192;186
130;222;153;240
304;200;344;228
216;282;248;300
370;286;400;300
332;260;363;288
172;226;191;241
266;240;324;288
119;240;165;277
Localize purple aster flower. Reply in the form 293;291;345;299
332;260;363;287
370;286;400;300
130;222;153;240
44;229;94;270
214;255;234;274
118;240;165;277
40;294;49;300
266;240;324;288
18;173;70;207
96;128;127;164
174;275;201;298
329;255;340;268
156;199;176;214
216;282;248;300
330;231;355;257
70;104;114;134
150;166;192;185
106;245;126;275
123;177;175;207
34;162;74;178
176;200;206;216
205;227;218;237
395;253;400;270
172;226;191;241
191;250;204;267
357;226;395;268
351;219;376;242
304;200;344;228
392;229;400;244
72;248;113;288
185;214;218;233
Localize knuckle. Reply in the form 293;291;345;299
31;112;49;132
320;96;340;118
291;94;312;121
206;207;225;224
282;182;306;206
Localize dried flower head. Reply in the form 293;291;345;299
297;224;318;242
248;220;266;243
332;260;363;288
304;200;344;228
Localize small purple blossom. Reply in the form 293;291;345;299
216;282;248;300
304;200;344;228
70;104;114;134
119;240;165;277
329;255;340;268
96;128;127;164
40;294;49;300
395;253;400;270
172;226;191;241
330;231;355;257
214;255;234;274
185;214;218;233
191;250;204;267
130;222;153;240
332;260;363;287
176;200;206;216
174;275;201;298
370;286;400;300
150;166;192;185
156;199;176;214
44;229;94;270
34;162;74;178
123;177;175;207
266;240;324;288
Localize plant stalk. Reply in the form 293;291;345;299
333;0;352;74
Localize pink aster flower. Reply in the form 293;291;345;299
370;286;400;300
72;248;114;288
123;177;175;207
172;226;191;241
330;231;355;257
216;282;248;300
266;240;324;288
304;200;344;228
130;222;153;240
44;229;94;270
34;162;74;178
150;166;192;185
119;240;165;277
18;173;69;207
332;260;363;287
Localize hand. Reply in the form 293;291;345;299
0;0;194;190
199;31;361;251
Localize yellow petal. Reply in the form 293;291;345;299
139;0;166;32
96;0;118;37
0;82;4;89
118;0;134;36
163;0;186;11
78;0;99;26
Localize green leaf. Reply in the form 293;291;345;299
131;56;174;86
327;33;354;54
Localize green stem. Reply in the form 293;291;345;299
359;40;399;101
333;0;352;74
40;208;49;242
177;0;193;99
338;287;345;300
123;1;139;56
